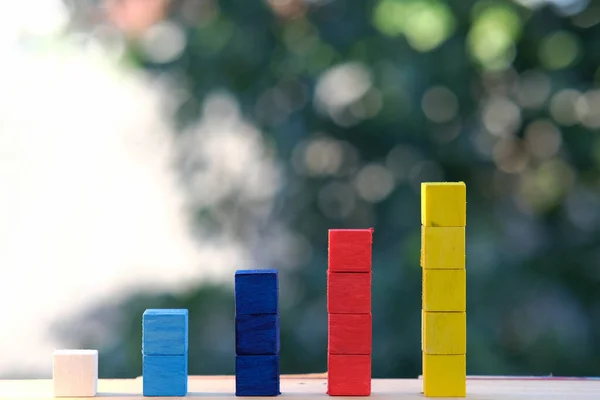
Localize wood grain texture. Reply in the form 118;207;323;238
142;309;188;356
328;313;372;355
236;355;280;396
236;314;280;355
235;270;279;315
327;272;371;314
423;269;466;312
142;355;188;397
421;182;466;227
328;229;373;272
423;354;466;397
422;311;466;355
53;350;98;397
421;227;465;269
327;354;371;396
1;377;599;399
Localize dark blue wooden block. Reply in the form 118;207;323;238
236;314;280;355
235;270;279;315
142;309;188;355
142;355;188;397
235;355;280;396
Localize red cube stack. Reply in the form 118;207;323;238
327;229;373;396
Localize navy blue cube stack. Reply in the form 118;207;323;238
142;309;188;397
234;269;280;397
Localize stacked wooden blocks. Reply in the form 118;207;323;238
421;182;467;397
235;269;281;396
327;229;373;396
142;309;189;397
53;349;98;397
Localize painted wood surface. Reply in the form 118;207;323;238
422;269;467;312
422;311;466;355
235;314;280;355
327;355;372;396
327;272;371;314
235;356;280;396
421;226;465;269
327;229;373;272
421;182;466;227
234;270;279;315
142;355;188;397
327;313;372;355
52;350;98;398
142;309;189;356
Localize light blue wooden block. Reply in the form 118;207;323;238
143;355;188;397
142;309;188;356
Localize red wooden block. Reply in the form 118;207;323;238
327;354;371;396
328;229;373;272
327;272;371;314
328;313;372;355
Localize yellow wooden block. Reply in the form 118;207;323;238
421;227;465;269
423;354;466;397
423;269;466;312
421;182;466;227
423;311;466;355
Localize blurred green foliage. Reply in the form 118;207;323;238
61;0;600;378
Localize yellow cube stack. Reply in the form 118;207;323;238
421;182;466;397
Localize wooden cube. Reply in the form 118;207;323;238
328;313;372;355
53;350;98;397
328;229;373;272
142;309;188;356
236;314;280;355
236;355;280;396
421;227;465;269
327;354;371;396
421;182;466;227
423;312;466;355
423;354;466;397
143;355;188;396
327;272;371;314
235;269;279;315
423;269;466;312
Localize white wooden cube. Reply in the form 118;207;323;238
53;350;98;397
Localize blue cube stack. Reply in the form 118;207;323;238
235;269;280;396
142;309;189;397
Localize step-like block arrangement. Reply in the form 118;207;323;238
142;309;189;397
235;269;280;396
421;182;467;398
53;349;98;397
327;229;373;396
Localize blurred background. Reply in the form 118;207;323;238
0;0;599;379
